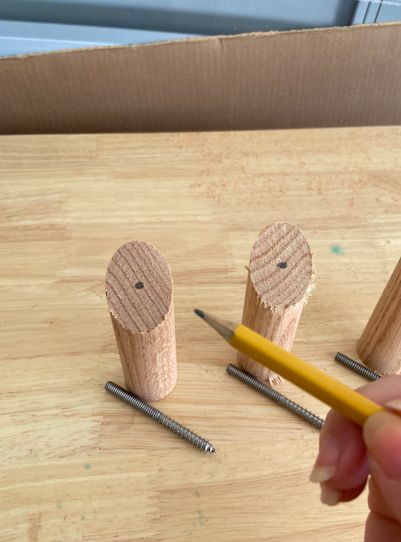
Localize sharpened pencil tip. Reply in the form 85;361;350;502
194;308;205;319
193;309;235;341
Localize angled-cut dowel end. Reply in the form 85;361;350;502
238;222;314;386
357;257;401;375
105;240;177;401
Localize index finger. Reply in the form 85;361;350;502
312;375;401;496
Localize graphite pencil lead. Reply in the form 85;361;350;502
194;309;235;342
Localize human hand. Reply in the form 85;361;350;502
310;375;401;542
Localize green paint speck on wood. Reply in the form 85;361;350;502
330;245;344;255
84;463;91;470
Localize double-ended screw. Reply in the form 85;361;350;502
105;381;216;454
226;364;324;430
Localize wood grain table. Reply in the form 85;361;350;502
1;127;401;542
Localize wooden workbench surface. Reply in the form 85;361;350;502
1;127;401;542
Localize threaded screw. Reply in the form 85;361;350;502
105;381;216;454
226;364;324;430
335;352;381;381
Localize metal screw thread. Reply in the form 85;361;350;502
226;364;324;430
105;381;215;454
335;352;381;381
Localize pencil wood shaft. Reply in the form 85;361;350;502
195;310;384;426
231;325;382;425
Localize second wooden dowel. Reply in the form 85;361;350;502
238;222;313;385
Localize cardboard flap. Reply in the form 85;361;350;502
1;23;401;134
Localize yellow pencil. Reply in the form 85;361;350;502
194;309;384;426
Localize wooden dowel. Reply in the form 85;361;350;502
357;257;401;375
105;240;177;401
238;223;313;385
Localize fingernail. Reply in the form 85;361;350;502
363;410;401;479
310;433;340;484
310;464;336;483
320;484;341;506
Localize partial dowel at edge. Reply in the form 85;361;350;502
238;222;313;385
357;257;401;375
105;240;177;401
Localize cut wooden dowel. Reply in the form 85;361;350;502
105;240;177;401
238;223;313;385
357;257;401;375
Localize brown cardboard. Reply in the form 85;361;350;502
1;22;401;135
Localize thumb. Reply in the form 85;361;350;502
363;407;401;524
363;408;401;480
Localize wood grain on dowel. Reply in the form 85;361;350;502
238;223;313;385
357;257;401;374
105;240;177;401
